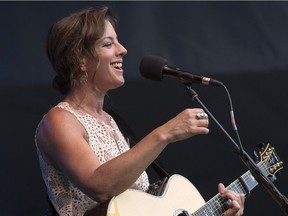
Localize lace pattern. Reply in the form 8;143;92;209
35;102;149;215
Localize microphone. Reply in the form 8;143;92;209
139;55;223;86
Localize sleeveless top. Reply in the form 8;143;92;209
35;102;150;216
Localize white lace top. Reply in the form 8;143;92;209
35;102;149;216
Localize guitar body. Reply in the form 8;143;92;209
85;174;205;216
84;143;282;216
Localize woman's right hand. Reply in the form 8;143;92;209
158;108;209;144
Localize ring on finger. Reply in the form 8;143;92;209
196;112;208;120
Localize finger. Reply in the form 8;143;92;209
191;126;209;135
218;183;225;194
197;119;209;127
195;112;208;120
220;190;245;216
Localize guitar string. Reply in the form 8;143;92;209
193;180;243;215
201;170;256;214
194;182;246;216
192;151;278;216
193;162;267;216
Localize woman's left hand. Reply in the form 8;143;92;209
218;183;245;216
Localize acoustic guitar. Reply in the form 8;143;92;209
84;143;283;216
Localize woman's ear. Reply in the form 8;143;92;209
79;57;89;84
80;57;88;72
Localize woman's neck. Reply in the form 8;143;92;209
64;87;109;122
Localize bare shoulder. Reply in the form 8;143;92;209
36;106;85;156
36;106;100;182
38;107;78;137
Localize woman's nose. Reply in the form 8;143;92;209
117;42;127;56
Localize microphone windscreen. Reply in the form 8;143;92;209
139;55;168;81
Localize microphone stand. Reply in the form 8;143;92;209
184;85;288;215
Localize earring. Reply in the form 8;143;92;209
80;71;88;84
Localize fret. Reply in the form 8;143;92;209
193;162;265;216
227;162;263;195
85;144;281;216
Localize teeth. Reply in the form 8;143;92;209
111;62;122;68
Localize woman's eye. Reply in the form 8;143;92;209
103;43;112;48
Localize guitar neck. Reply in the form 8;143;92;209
83;143;282;216
192;162;264;216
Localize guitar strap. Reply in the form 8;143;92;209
45;196;58;216
106;107;171;179
45;100;171;215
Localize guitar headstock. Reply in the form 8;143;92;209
254;143;283;181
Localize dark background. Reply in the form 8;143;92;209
1;1;288;215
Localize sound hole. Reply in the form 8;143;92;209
176;210;190;216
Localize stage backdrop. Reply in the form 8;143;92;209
0;2;287;215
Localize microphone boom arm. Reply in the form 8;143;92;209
185;85;288;215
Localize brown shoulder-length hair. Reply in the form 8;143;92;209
46;6;118;94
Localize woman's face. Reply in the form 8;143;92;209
85;20;127;92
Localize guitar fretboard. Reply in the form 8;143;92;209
192;162;265;216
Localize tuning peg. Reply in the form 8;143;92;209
257;142;265;150
254;150;260;162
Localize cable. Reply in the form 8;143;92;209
219;83;244;154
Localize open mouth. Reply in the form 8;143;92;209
111;62;122;70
